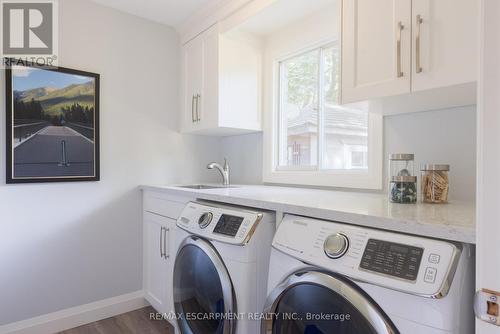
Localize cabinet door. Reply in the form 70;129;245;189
198;24;219;130
143;212;174;314
342;0;411;104
411;0;478;91
183;37;203;132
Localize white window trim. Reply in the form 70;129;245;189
344;144;368;169
262;41;383;190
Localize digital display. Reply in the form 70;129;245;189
213;214;244;237
360;239;424;281
390;244;408;254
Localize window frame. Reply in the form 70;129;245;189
263;40;383;190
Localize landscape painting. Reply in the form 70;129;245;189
6;62;100;183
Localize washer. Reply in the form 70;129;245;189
174;201;275;334
262;214;475;334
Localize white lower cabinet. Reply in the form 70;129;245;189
142;190;191;326
143;211;176;315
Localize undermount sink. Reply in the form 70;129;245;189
176;184;236;190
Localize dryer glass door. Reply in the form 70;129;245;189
174;236;236;334
262;271;398;334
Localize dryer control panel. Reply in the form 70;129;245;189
177;202;264;245
273;214;462;298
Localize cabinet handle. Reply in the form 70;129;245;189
196;94;201;122
396;21;404;78
163;228;169;259
415;15;423;73
191;95;196;122
159;227;164;258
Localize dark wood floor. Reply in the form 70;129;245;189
58;307;174;334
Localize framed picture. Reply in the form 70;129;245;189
5;60;100;183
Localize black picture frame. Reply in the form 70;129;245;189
5;59;100;183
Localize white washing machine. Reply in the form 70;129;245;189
173;201;275;334
262;214;475;334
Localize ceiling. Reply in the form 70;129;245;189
237;0;335;35
91;0;216;27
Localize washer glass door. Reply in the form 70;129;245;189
263;271;398;334
174;236;235;334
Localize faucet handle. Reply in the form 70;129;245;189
223;158;229;170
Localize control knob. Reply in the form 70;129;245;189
323;233;349;259
198;212;213;229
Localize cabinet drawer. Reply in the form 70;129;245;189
143;191;191;220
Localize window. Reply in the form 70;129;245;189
278;48;320;168
278;43;368;170
264;42;383;189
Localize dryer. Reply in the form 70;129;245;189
262;214;474;334
174;201;275;334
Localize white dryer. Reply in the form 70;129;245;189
173;201;275;334
262;214;474;334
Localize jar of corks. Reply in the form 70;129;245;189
421;164;450;203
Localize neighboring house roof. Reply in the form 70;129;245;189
286;105;368;137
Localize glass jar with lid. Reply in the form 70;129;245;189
421;164;450;203
388;154;417;204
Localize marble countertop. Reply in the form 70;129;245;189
140;184;476;244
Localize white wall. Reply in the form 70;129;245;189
222;106;476;201
0;0;221;325
221;132;263;184
384;106;476;201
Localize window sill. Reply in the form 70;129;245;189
262;169;383;190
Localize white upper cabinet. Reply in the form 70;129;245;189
342;0;478;105
342;0;412;103
182;35;203;133
411;0;478;92
181;24;262;136
180;0;478;123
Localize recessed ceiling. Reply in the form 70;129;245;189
90;0;215;27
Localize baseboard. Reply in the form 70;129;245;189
0;290;149;334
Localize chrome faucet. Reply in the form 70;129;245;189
207;159;230;186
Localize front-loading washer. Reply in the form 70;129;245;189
173;201;275;334
262;214;475;334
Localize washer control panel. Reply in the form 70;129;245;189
273;214;461;298
360;239;423;281
213;214;245;237
177;202;263;245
